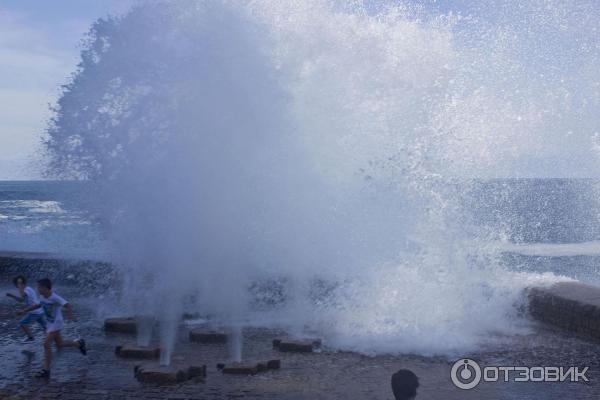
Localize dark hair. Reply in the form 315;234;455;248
37;278;53;290
13;275;26;286
391;369;419;400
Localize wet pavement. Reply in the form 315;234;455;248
1;283;600;399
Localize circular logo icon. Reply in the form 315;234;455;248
451;358;482;390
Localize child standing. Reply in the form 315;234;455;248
20;278;87;378
6;275;46;342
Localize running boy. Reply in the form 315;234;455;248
19;278;87;378
6;275;46;342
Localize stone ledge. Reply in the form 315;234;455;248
105;316;155;335
116;345;161;359
134;364;206;384
189;328;228;344
104;318;137;334
528;281;600;340
273;338;321;353
217;359;281;375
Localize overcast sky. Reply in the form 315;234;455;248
2;1;599;180
0;0;476;181
0;0;134;180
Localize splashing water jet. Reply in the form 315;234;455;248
44;0;600;362
230;325;243;363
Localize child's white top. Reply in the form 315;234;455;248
40;292;68;332
24;287;43;315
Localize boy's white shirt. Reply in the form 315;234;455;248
23;287;44;315
40;292;68;332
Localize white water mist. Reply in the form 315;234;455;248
44;0;600;360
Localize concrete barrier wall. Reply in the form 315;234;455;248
528;281;600;340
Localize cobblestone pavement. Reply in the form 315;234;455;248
1;285;600;399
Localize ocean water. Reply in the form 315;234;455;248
4;179;600;295
3;179;600;262
0;181;106;259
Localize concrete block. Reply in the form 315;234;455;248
273;338;321;353
116;345;160;359
220;363;258;375
528;282;600;341
134;365;188;384
104;318;137;334
189;328;228;343
217;359;280;375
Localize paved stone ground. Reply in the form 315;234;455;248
1;285;600;399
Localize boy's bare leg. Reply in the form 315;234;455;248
43;332;58;370
54;332;79;349
20;324;33;339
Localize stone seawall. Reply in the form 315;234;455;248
528;281;600;340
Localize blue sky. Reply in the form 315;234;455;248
0;0;134;179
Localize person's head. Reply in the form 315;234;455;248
37;278;53;297
12;275;26;290
391;369;419;400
